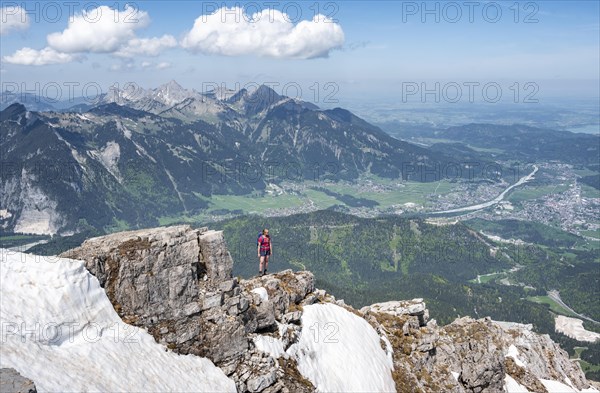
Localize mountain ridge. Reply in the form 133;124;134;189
1;82;486;235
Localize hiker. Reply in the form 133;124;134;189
257;229;272;276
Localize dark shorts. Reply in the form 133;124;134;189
260;249;271;257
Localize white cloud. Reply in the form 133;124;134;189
141;61;152;68
156;62;171;70
47;5;150;53
3;47;74;66
7;5;176;66
115;35;177;57
0;5;29;35
181;7;345;59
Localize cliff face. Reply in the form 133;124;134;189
60;225;596;393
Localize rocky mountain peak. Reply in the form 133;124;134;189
152;80;195;106
161;79;184;92
242;85;284;117
226;88;249;104
0;103;27;121
251;85;281;103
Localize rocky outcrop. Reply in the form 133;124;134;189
495;320;590;390
61;225;596;393
0;368;37;393
62;226;209;324
61;225;317;392
360;306;594;393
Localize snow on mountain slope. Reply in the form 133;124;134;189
540;379;599;393
0;249;236;392
287;303;396;392
506;344;526;367
504;375;530;392
504;375;599;393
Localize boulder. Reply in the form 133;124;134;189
202;292;223;310
247;370;277;392
369;299;428;326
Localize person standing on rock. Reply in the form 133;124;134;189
257;229;272;276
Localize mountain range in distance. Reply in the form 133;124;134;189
2;81;598;236
1;81;500;235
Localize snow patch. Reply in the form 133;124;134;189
541;379;578;392
0;209;12;220
540;379;599;393
287;303;395;392
504;375;530;392
0;250;236;392
251;287;269;302
253;335;285;358
506;344;526;368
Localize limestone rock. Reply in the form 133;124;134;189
368;307;595;393
370;299;427;317
247;370;277;392
282;311;302;324
219;279;236;293
369;298;429;326
239;296;250;313
0;368;37;393
493;320;591;391
60;225;210;323
198;230;234;288
202;292;223;310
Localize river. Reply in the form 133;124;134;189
429;165;539;215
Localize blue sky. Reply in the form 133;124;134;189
1;1;598;104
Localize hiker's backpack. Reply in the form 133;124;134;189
257;233;270;248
